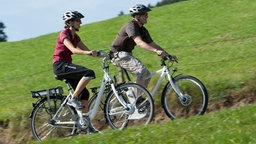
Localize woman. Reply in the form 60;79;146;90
53;10;97;113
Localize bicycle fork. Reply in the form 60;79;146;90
167;72;192;106
168;74;192;106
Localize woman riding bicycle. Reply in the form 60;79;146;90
52;10;97;113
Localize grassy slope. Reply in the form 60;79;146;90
0;0;255;143
28;104;256;144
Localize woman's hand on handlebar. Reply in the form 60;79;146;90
89;50;98;57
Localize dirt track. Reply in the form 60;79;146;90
0;86;255;144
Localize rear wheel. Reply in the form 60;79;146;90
105;83;154;130
162;75;208;119
30;96;77;141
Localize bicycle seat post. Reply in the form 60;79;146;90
54;75;73;93
62;79;73;92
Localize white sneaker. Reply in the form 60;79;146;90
67;98;84;109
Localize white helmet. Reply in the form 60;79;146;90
129;4;151;16
63;10;84;22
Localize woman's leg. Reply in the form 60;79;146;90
72;77;91;112
72;77;91;98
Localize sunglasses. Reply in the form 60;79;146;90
138;12;148;17
74;19;82;23
143;13;148;17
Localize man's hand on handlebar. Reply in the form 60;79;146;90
155;50;167;58
166;54;178;63
171;55;178;63
155;50;177;62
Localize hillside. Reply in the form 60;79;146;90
0;0;256;143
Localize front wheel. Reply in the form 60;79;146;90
88;93;110;132
105;83;154;130
162;75;208;119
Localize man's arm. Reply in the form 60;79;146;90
133;36;167;56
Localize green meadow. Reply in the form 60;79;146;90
0;0;255;143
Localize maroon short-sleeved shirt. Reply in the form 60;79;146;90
53;28;81;64
110;19;153;52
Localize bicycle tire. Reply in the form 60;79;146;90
104;83;154;130
88;93;110;132
30;96;77;141
161;75;208;119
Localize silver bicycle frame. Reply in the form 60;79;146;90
51;83;76;125
87;56;129;121
148;65;184;99
52;55;129;125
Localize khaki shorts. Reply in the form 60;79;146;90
111;51;151;80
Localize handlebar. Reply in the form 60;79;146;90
96;50;178;69
95;50;111;70
164;54;178;63
96;50;108;57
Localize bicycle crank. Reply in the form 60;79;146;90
76;109;89;130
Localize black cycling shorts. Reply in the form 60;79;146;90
53;61;95;100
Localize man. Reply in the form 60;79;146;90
110;4;172;89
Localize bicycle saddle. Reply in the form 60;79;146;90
54;75;67;81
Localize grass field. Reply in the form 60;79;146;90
27;104;256;144
0;0;255;143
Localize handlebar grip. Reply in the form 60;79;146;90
166;54;178;63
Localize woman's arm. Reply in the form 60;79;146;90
63;38;97;56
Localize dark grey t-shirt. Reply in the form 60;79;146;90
110;19;153;52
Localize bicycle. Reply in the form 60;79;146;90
29;51;154;141
113;54;208;119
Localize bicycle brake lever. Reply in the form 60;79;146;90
172;56;178;63
97;50;107;57
168;55;178;63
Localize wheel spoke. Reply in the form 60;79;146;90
162;75;208;119
30;96;77;141
105;83;154;130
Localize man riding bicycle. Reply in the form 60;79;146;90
110;4;175;89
